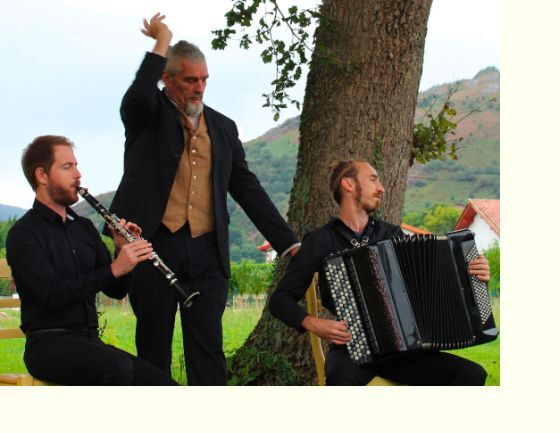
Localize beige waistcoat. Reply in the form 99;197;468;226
162;113;215;237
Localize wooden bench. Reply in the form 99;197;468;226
305;273;400;386
0;258;52;386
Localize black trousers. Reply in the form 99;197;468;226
325;345;487;386
128;224;229;386
23;329;178;385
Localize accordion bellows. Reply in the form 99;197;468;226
323;229;498;365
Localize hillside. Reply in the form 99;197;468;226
0;204;27;220
2;67;499;262
406;67;499;211
232;66;500;259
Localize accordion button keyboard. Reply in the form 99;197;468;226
325;258;373;365
465;245;493;325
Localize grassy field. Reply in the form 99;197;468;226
0;304;264;385
0;299;499;385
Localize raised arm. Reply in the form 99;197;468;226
120;13;172;130
141;12;173;57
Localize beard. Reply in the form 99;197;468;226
185;100;204;116
355;183;379;214
48;182;79;208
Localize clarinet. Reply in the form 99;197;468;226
77;187;200;308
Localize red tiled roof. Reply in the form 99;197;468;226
258;241;271;252
454;199;500;236
400;223;431;235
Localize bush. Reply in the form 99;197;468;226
422;204;461;234
0;279;12;297
484;243;500;297
402;210;425;228
229;261;274;296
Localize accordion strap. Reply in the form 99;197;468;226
333;217;375;247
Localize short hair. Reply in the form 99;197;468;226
328;159;367;204
21;135;75;190
165;40;206;76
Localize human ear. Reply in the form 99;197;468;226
35;167;48;186
340;177;354;193
162;71;172;88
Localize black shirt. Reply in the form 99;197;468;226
6;200;126;333
269;216;403;332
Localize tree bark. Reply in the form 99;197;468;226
230;0;433;385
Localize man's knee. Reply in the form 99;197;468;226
325;348;374;386
98;356;135;385
453;361;487;386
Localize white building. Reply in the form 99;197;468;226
454;199;500;251
258;241;278;263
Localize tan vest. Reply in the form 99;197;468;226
162;113;215;237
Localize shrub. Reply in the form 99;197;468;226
422;204;461;234
229;261;274;296
0;280;12;297
402;210;425;228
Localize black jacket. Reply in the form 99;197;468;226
109;52;298;276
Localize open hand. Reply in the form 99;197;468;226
141;12;172;41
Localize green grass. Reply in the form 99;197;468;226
0;299;499;385
1;307;25;374
97;304;264;384
0;304;263;385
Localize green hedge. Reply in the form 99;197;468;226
229;261;274;296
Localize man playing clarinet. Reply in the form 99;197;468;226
6;135;177;385
269;159;491;385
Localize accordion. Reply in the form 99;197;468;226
323;229;498;365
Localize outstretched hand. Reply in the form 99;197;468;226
141;12;172;40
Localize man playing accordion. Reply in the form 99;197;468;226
269;159;490;385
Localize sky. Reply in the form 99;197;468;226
0;0;500;208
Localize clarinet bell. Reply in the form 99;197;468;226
175;282;200;309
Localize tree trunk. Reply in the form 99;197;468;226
230;0;433;385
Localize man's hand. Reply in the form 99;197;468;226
110;219;142;253
142;12;172;57
302;315;352;345
468;255;491;283
110;240;153;278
